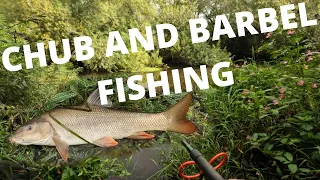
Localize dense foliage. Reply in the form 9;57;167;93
160;24;320;180
0;0;230;73
0;0;319;179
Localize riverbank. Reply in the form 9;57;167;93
1;57;319;179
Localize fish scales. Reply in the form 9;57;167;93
49;106;170;145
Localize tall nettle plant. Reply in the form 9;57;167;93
247;27;320;179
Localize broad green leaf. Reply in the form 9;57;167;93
275;105;289;111
258;133;267;137
274;156;288;163
299;168;310;173
259;114;269;119
301;124;313;131
252;133;258;141
281;138;288;144
272;109;279;115
281;175;290;179
264;143;274;151
276;167;282;175
284;152;293;162
288;164;298;174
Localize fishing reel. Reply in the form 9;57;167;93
178;139;227;180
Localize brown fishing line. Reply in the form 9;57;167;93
49;111;95;145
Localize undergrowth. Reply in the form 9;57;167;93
156;28;320;180
0;17;319;180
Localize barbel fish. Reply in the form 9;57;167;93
9;89;196;162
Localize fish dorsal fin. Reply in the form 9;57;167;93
86;88;112;107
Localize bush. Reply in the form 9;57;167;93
248;111;320;179
156;27;320;178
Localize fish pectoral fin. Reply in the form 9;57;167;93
128;131;155;140
52;133;69;162
93;136;118;147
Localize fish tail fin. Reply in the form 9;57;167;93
166;93;196;134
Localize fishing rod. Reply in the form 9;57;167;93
178;139;227;180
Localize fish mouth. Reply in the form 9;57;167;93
8;136;15;144
8;137;22;145
8;136;33;145
9;135;51;145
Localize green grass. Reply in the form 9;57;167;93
1;49;320;179
0;72;194;179
153;58;320;179
0;2;319;179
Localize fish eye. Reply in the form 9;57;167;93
27;125;32;131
